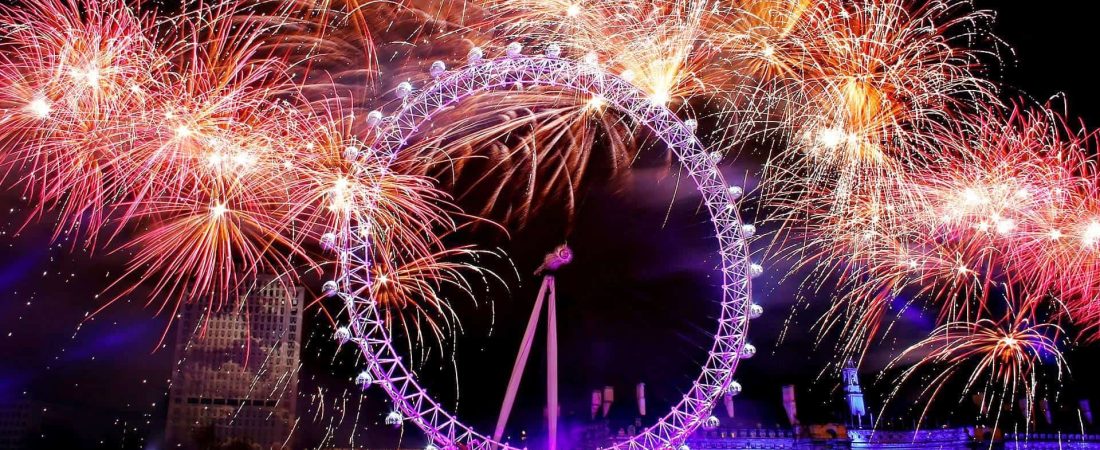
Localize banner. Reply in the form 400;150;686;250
782;385;799;426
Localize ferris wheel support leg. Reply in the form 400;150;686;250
493;275;552;445
547;277;559;450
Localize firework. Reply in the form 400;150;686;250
0;0;477;339
780;103;1100;357
885;311;1066;429
486;0;728;106
2;0;1100;440
920;106;1100;338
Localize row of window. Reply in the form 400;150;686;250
183;397;278;407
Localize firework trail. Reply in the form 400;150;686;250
2;0;1100;435
0;0;486;347
883;310;1066;431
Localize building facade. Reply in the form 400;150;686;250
0;399;39;450
165;275;304;449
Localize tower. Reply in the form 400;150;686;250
843;360;868;428
165;274;303;449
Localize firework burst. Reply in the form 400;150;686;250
3;0;1100;438
885;310;1067;429
0;0;483;342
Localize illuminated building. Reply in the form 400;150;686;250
165;275;303;449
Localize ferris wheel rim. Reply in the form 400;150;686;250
334;51;756;450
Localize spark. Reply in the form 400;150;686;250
26;98;51;118
586;95;605;110
1082;221;1100;247
210;203;228;218
648;88;670;106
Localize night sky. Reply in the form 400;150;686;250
2;1;1100;448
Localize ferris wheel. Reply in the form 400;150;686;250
328;43;763;450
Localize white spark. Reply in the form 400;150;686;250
26;98;51;119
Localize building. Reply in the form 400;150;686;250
0;399;40;450
165;274;304;449
842;360;868;429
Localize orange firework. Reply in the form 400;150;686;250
885;310;1066;429
0;0;479;340
486;0;729;107
2;1;1100;424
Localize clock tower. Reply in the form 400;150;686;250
843;360;869;428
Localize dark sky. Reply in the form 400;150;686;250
974;0;1100;126
2;1;1100;448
